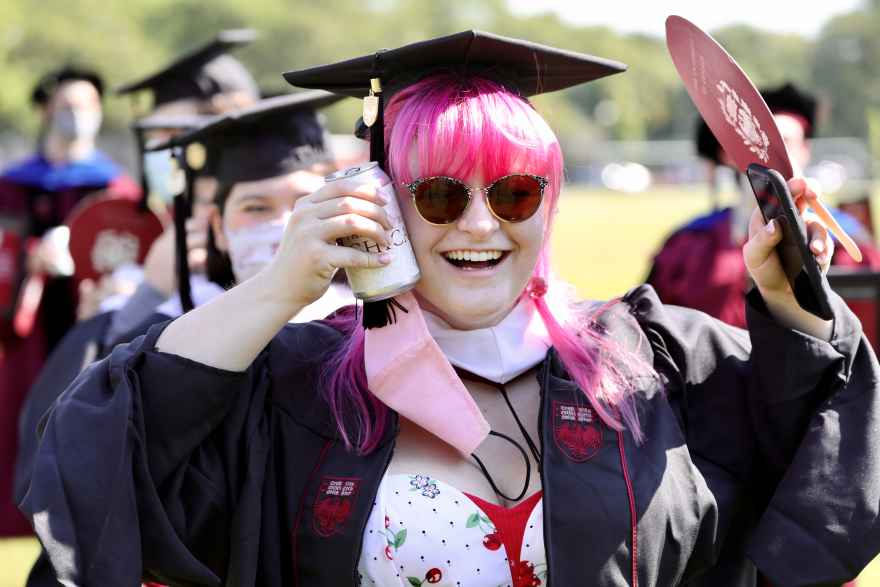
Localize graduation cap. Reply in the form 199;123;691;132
133;113;212;133
165;90;343;185
119;29;260;207
31;65;104;106
116;29;260;110
696;81;818;163
282;29;626;328
151;90;346;312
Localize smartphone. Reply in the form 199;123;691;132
746;163;834;320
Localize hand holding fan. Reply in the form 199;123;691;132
665;15;862;264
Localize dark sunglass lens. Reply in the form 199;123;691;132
489;175;543;222
414;178;470;224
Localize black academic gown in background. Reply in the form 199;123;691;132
15;310;172;587
19;285;880;586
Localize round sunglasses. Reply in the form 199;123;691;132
404;173;548;225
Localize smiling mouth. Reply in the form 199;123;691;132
442;249;510;270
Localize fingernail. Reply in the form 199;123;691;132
813;239;825;253
378;252;392;264
765;219;776;234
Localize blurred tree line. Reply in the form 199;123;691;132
0;0;877;148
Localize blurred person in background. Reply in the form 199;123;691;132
647;82;880;328
0;64;139;537
12;31;264;587
96;29;262;333
18;89;350;587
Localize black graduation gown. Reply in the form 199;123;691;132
19;285;880;586
15;309;182;587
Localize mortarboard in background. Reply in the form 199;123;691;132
115;28;260;113
117;29;261;209
149;89;347;311
157;89;345;186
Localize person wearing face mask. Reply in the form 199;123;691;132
86;28;261;324
11;33;264;587
19;32;880;587
0;65;139;538
115;89;354;341
647;82;880;329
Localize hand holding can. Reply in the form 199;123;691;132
325;163;421;301
262;164;394;310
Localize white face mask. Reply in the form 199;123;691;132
142;149;184;202
51;108;102;141
225;213;291;283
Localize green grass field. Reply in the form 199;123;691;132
1;185;879;585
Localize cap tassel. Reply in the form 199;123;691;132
135;127;151;212
172;146;194;312
361;296;408;329
362;76;396;329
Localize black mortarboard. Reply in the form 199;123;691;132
116;29;260;108
161;89;344;185
31;65;104;106
762;82;818;137
134;113;212;133
152;90;345;312
283;30;626;328
696;81;818;163
282;29;626;99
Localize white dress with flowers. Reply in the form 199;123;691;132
357;474;546;587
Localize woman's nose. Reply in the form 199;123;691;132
456;189;500;239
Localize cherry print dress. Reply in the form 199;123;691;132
358;474;546;587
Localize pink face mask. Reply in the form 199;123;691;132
364;292;490;456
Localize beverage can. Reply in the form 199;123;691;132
324;162;420;301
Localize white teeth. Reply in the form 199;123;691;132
443;250;504;262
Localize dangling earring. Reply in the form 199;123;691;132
525;276;548;299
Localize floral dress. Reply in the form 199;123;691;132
358;474;545;587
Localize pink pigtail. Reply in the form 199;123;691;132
321;312;388;454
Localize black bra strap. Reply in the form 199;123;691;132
471;430;531;503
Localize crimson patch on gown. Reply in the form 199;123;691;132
312;476;361;538
552;401;604;462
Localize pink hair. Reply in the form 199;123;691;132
322;72;653;453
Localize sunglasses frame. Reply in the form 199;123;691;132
404;173;549;226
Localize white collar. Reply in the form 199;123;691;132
422;298;552;384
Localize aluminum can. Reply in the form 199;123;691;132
324;162;420;301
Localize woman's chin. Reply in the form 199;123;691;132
414;289;517;330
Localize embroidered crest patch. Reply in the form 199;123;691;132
552;401;604;462
312;476;361;537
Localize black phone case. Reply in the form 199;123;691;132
746;163;834;321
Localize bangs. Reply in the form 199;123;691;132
385;74;563;201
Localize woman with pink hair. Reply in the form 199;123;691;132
21;32;880;586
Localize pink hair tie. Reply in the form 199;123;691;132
526;276;548;299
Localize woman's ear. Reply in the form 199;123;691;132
210;206;229;253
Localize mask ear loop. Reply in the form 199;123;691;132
471;430;532;502
460;367;543;503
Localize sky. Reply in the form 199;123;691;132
507;0;864;37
